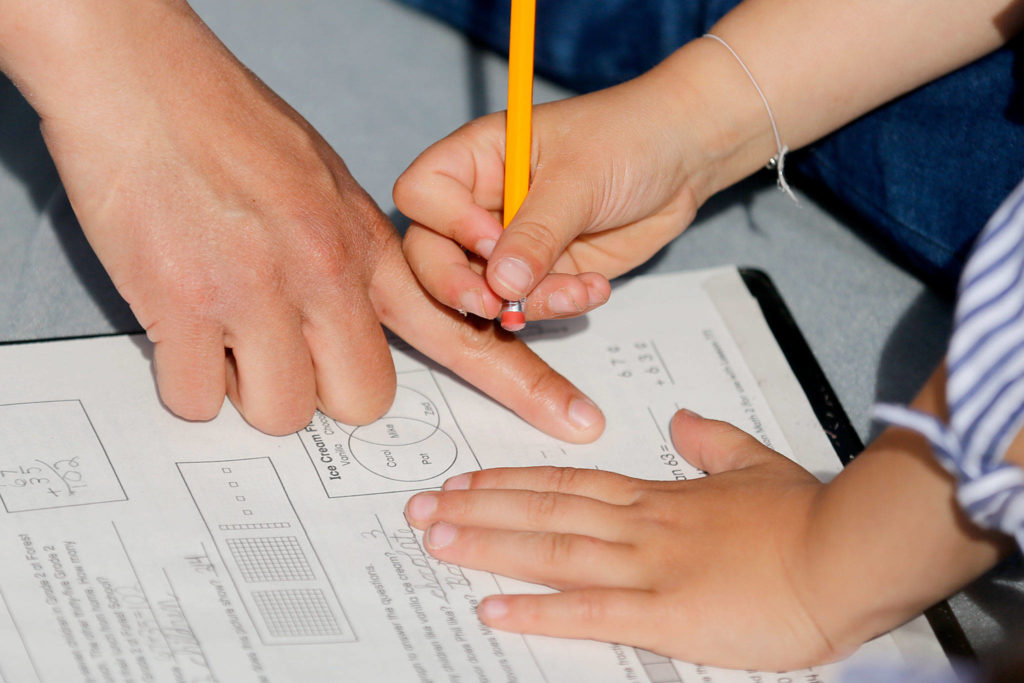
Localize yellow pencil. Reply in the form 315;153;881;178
499;0;535;331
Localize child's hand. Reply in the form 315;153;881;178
404;410;845;670
393;72;714;323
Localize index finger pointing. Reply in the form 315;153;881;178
370;247;605;444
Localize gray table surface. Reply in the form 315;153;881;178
0;0;1019;671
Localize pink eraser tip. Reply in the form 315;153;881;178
500;311;526;331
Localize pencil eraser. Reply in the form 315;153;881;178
500;310;526;331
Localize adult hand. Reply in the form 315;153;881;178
405;410;844;670
5;1;604;440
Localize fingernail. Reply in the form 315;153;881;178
475;239;496;259
548;288;583;315
426;522;457;549
492;258;533;298
444;473;471;490
586;284;608;307
678;408;702;419
478;597;508;621
459;289;486;318
406;493;438;522
568;397;602;431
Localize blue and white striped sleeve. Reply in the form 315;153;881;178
874;178;1024;552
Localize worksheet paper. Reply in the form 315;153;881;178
0;267;947;682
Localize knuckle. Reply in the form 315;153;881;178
295;199;396;286
524;491;560;526
522;366;565;408
295;224;352;279
547;467;584;493
155;266;223;319
571;592;606;623
537;531;574;567
286;220;363;289
510;219;562;263
451;318;504;359
258;262;291;301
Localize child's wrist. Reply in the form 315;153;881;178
799;415;1010;652
640;38;782;206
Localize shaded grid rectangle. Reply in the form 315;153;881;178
252;589;342;637
227;536;314;583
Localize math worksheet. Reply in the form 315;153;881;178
0;267;947;682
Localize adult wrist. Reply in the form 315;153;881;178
0;0;203;121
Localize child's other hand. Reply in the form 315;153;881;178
393;73;710;323
404;410;845;670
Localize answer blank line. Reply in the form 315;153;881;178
650;340;675;385
648;407;667;443
374;515;394;550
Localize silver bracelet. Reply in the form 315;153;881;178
703;33;797;204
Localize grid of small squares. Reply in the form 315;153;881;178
253;589;342;638
226;536;314;583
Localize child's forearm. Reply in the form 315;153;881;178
799;367;1012;650
712;0;1020;146
640;0;1024;205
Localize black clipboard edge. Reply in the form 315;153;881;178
739;267;975;662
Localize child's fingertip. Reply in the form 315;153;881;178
405;492;438;523
443;473;471;490
673;408;703;426
585;280;610;308
475;238;496;259
458;289;487;319
669;408;703;443
425;522;457;550
478;596;508;622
